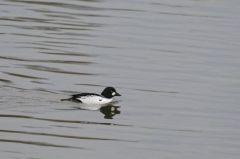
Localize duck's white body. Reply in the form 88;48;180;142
76;95;113;105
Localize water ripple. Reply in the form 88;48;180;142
3;72;47;80
0;78;12;84
7;0;103;11
0;55;93;65
0;139;83;149
19;64;97;76
0;129;135;142
0;114;132;127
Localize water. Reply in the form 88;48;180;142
1;0;240;158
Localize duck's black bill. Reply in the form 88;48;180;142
115;92;121;96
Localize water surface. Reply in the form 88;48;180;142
1;0;240;159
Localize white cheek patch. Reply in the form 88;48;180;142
112;92;116;96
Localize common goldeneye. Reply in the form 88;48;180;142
61;87;121;105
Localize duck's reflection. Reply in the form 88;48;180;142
100;105;120;119
73;104;121;119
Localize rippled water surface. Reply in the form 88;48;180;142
1;0;240;159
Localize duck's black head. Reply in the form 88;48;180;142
101;87;121;98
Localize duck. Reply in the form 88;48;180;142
61;87;121;105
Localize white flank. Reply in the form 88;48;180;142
77;95;113;105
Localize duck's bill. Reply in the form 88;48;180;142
115;92;121;96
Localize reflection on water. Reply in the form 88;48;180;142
100;105;120;119
61;103;121;119
1;0;240;159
